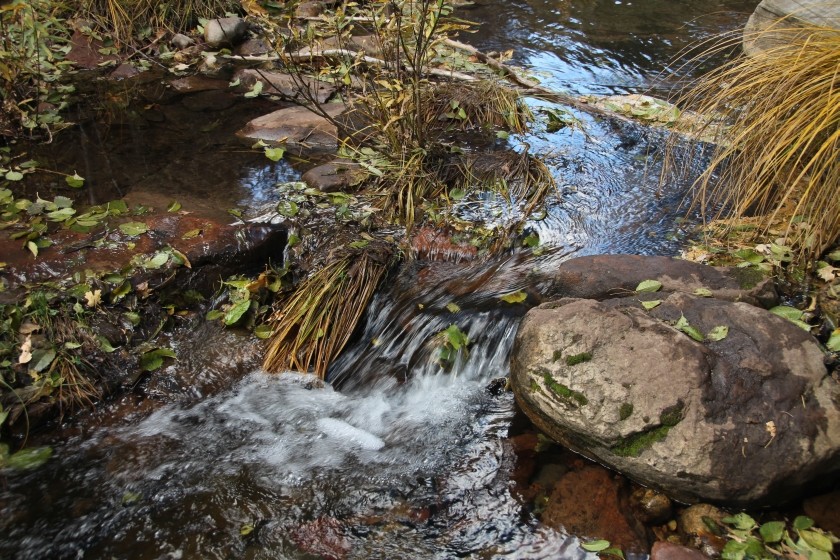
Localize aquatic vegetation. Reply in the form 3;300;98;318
667;24;840;264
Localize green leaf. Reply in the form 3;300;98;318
122;491;142;506
243;80;263;98
800;530;834;552
26;240;38;257
826;250;840;262
636;279;662;293
206;309;225;321
166;200;181;212
5;170;23;181
641;299;662;310
54;196;73;208
31;348;56;372
581;540;611;552
443;324;469;350
46;207;76;221
759;521;785;543
140;348;176;371
769;306;811;331
722;512;757;531
449;188;466;201
600;548;625;559
182;228;202;240
707;325;729;342
793;516;815;531
827;331;840;352
119;222;148;236
446;302;461;313
733;248;765;265
253;324;274;339
675;315;704;342
499;291;527;304
224;299;251;326
264;147;285;162
144;251;170;269
3;446;53;470
97;336;116;353
65;173;85;188
276;200;299;217
496;130;509;140
240;523;255;536
347;240;369;249
693;287;713;297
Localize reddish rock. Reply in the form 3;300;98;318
651;541;711;560
110;63;141;80
540;466;648;553
803;490;840;536
66;30;119;69
411;227;478;262
290;517;351;560
170;76;231;94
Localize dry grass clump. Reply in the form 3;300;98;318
78;0;240;44
263;242;393;378
668;24;840;262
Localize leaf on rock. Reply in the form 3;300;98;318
675;314;704;342
264;147;285;162
581;540;611;552
140;348;177;372
223;299;251;326
499;291;527;304
759;521;785;543
635;279;662;293
706;325;729;342
641;299;662;310
119;221;148;237
693;287;713;297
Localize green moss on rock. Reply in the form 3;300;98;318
612;425;672;457
565;352;592;366
542;372;588;407
660;400;684;427
619;403;634;421
731;266;765;290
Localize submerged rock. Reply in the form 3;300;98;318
233;68;336;104
302;159;367;192
650;541;711;560
511;255;840;506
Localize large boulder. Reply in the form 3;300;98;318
744;0;840;56
511;256;840;506
236;103;346;153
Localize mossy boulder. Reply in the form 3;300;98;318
510;256;840;506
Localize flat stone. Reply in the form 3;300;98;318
235;37;272;56
236;104;346;153
170;33;195;50
110;63;141;80
651;541;711;560
301;159;367;192
170;76;230;94
233;69;336;104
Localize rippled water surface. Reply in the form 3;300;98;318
1;1;757;558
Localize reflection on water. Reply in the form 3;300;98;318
469;0;757;94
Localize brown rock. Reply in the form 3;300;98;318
302;159;367;192
236;104;346;153
66;30;119;69
803;490;840;536
540;466;648;553
180;90;237;112
233;68;336;104
110;63;140;80
235;37;272;56
630;487;673;525
295;1;325;17
170;76;230;94
678;504;726;557
651;541;711;560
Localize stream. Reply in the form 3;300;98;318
1;1;760;558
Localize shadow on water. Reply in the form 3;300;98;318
0;1;753;558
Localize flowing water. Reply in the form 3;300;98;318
1;1;759;558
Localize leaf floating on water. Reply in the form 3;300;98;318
706;325;729;341
499;291;527;304
119;221;148;237
446;302;461;313
264;146;285;162
443;324;469;350
641;299;662;310
581;540;612;552
635;279;662;293
121;491;142;506
140;347;177;372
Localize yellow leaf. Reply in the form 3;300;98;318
85;289;102;308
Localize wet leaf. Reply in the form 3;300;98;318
499;291;527;304
706;325;729;342
97;336;116;353
54;195;73;208
264;146;285;162
254;324;274;339
641;299;662;310
119;222;148;236
826;250;840;262
3;446;52;470
522;233;539;248
224;299;251;326
496;130;509;140
206;309;225;321
769;306;811;331
733;248;765;265
347;240;369;249
46;207;75;221
793;516;814;531
693;287;713;297
122;491;142;506
276;200;299;217
581;540;611;552
446;302;461;313
65;173;85;188
26;240;38;257
166;200;181;212
144;251;170;270
228;208;243;219
140;347;176;372
443;324;469;350
31;347;56;372
182;228;202;240
240;524;254;536
601;548;625;559
816;263;838;282
800;530;834;552
243;80;263;98
449;188;466;201
635;279;662;293
759;521;785;543
5;170;23;181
